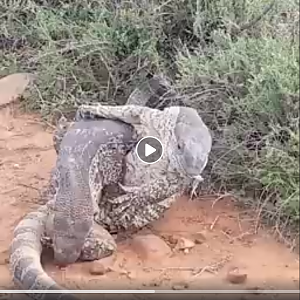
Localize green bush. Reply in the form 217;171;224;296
176;35;299;226
0;0;298;235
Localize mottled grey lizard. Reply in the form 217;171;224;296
8;77;167;299
76;103;212;230
9;118;138;300
9;77;212;298
52;78;212;230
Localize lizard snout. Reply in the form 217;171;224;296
53;237;82;265
54;248;81;265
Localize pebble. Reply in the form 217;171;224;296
89;255;116;275
226;267;247;284
89;263;107;275
176;237;195;251
131;234;172;261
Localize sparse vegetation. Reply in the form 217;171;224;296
0;0;299;240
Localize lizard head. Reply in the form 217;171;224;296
53;216;92;265
172;106;212;179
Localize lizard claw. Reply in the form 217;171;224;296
190;187;198;200
189;175;204;200
118;182;139;193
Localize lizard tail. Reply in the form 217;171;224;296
126;74;173;107
9;205;79;300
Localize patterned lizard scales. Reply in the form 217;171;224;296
9;76;212;299
8;76;171;299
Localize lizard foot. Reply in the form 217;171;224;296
113;194;180;230
80;223;117;261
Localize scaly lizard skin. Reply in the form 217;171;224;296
48;119;138;265
8;77;168;297
9;77;212;297
9;204;79;300
9;119;138;298
9;201;114;300
117;79;206;197
76;104;212;230
52;75;170;154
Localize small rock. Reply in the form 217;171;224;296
131;234;172;261
89;263;108;275
0;73;35;106
89;256;115;275
176;237;195;251
172;282;189;290
193;231;207;244
226;267;247;284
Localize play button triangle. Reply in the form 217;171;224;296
136;136;164;164
145;143;156;157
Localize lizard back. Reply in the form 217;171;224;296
48;119;137;264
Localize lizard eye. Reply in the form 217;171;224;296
177;144;181;150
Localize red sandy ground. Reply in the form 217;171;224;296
0;106;299;294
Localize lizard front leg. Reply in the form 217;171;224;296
89;144;132;217
76;104;161;130
122;193;181;229
108;177;184;217
94;177;183;230
112;192;181;230
190;175;204;200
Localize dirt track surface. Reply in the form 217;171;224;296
0;106;299;291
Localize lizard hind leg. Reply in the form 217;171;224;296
80;223;117;261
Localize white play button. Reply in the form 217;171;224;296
145;143;156;157
136;136;164;164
